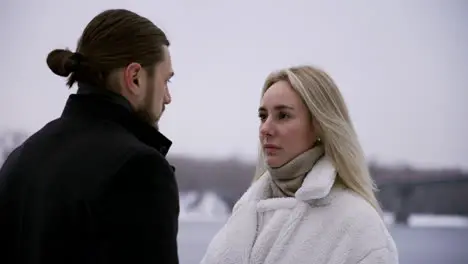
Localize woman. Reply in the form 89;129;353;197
201;65;398;264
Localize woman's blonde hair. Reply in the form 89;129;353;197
254;65;382;214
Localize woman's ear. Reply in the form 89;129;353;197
311;118;323;141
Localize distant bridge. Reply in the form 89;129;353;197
378;176;468;225
379;176;468;188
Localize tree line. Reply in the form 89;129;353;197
2;131;467;223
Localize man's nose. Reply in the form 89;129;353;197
164;88;172;105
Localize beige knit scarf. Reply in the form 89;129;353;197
268;145;325;198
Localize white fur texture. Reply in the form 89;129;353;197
200;156;398;264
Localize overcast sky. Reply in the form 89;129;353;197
1;0;467;170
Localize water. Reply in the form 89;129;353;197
178;221;468;264
178;193;468;263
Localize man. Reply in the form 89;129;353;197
0;9;179;264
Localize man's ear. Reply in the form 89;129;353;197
123;62;142;95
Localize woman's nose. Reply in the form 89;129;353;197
260;119;273;137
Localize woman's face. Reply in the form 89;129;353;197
258;80;317;168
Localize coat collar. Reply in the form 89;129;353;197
295;155;337;201
248;156;338;207
61;83;172;156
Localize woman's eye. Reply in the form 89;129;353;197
278;112;290;119
258;113;267;121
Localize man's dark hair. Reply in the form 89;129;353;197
46;9;170;88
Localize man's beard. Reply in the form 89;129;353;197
135;98;164;130
135;107;158;129
134;84;164;130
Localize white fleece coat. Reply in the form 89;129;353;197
200;156;398;264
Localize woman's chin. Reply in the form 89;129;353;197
266;156;285;168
